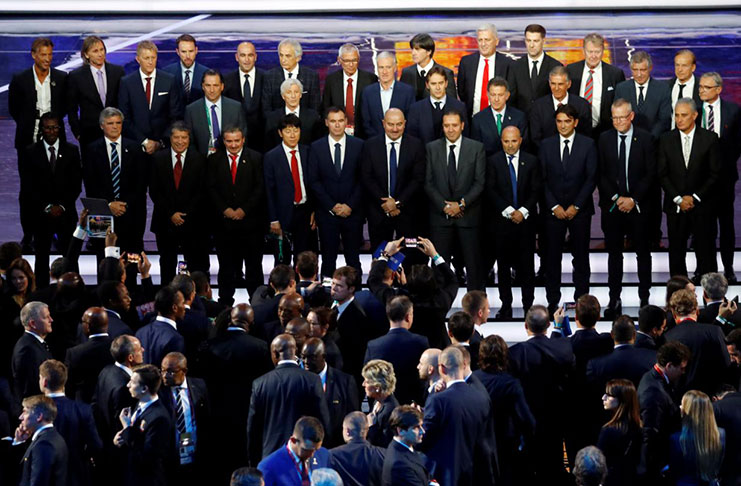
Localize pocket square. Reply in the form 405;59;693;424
157;91;168;95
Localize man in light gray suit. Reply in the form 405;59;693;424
424;107;486;290
185;69;247;155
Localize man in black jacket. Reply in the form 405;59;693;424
330;411;385;486
12;302;54;403
65;307;113;403
14;395;69;486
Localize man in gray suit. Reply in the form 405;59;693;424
185;69;247;156
425;108;486;290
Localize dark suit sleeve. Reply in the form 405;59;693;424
13;344;38;399
462;142;486;205
574;140;598;209
539;145;559;210
396;142;425;209
445;69;457;100
118;81;145;144
695;134;722;202
240;152;265;215
523;158;542;213
67;74;82;139
360;143;388;205
121;414;171;471
530;104;546;146
8;73;23;122
656;136;679;202
456;59;468;103
169;83;184;123
361;90;375;138
82;404;104;453
247;384;264;466
29;441;56;486
63;146;83;208
487;158;509;213
632;137;656;205
425;144;447;210
263;154;280;223
307;149;336;212
433;262;459;310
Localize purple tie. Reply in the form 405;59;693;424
96;70;106;106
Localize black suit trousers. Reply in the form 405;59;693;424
274;203;317;266
318;215;362;278
666;204;717;278
430;224;484;290
215;229;264;305
495;218;536;308
34;212;76;288
155;226;210;286
601;207;652;303
544;211;591;306
716;180;736;272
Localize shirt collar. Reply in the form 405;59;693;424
91;64;106;75
89;333;109;339
25;330;45;343
528;51;545;65
43;139;60;153
32;424;54;442
446;379;466;387
491;106;506;116
553;93;569;107
417;59;434;74
446;135;462;148
393;437;414;452
282;142;300;156
171;148;187;161
343;70;358;83
136;395;159;414
139;69;156;82
277;359;300;367
618;125;634;139
115;361;134;376
45;392;65;398
319;362;328;383
506;150;520;161
155;315;178;330
334;296;355;316
585;61;601;72
380;80;395;91
241;66;255;78
205;97;222;109
226;326;246;332
104;136;122;145
106;308;121;319
172;378;189;390
560;132;576;145
181;62;194;73
385;134;402;146
635;78;650;89
283;65;299;78
33;66;50;85
285;105;300;116
430;95;447;107
681;125;697;139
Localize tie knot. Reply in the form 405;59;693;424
176;152;182;162
290;149;297;155
533;60;538;66
49;146;55;153
146;76;151;81
564;139;570;146
229;153;237;162
450;144;456;151
680;83;686;87
110;142;116;149
589;69;594;74
620;134;627;141
335;143;341;148
347;78;353;85
212;104;217;109
508;154;515;163
484;58;489;65
390;141;396;147
185;70;191;74
496;113;502;120
421;70;426;77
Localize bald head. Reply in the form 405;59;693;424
383;108;406;141
82;306;108;336
439;346;464;381
278;293;304;326
418;348;441;381
501;126;523;156
231;304;254;330
286;317;310;351
271;333;297;364
236;41;257;73
57;272;83;294
301;336;326;373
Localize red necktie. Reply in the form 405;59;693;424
585;69;594;105
301;461;311;486
229;153;238;184
290;150;303;203
145;77;152;107
346;78;355;126
479;58;489;113
173;153;183;189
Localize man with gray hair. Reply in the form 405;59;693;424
322;43;378;138
360;51;415;138
311;468;344;486
657;97;721;279
699;272;741;329
329;411;385;486
573;446;607;486
12;301;54;401
262;38;320;113
264;77;322;149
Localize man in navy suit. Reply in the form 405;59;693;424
12;302;54;403
566;33;626;137
508;24;562;114
223;41;265;152
162;34;209;105
698;72;741;283
95;282;135;339
598;99;656;315
471;77;528;157
407;65;468;144
119;40;183;154
457;23;512;120
65;307;114;403
400;33;456;101
307;107;365;277
135;287;186;367
669;50;702;123
262;39;321;114
361;51;415;139
360;108;427;260
329;411;385;486
382;405;431;486
14;395;69;486
539;104;598;313
169;276;210;367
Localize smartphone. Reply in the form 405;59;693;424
733;295;739;304
177;261;188;274
404;237;418;247
322;277;333;288
126;252;141;264
564;302;577;311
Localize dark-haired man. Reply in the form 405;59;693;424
382;405;431;486
407;66;468;145
258;416;330;486
163;34;210;105
400;33;456;101
508;25;561;114
135;287;186;366
471;77;528;157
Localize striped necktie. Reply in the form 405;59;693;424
110;142;121;200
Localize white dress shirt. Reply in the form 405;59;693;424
282;142;308;205
528;52;545;77
155;315;178;331
91;64;108;96
32;66;52;140
417;59;434;76
552;93;570;110
328;135;347;169
283;65;299;80
445;136;462;169
380;81;395;115
473;54;497;115
385;134;403;196
501;150;530;220
343;71;359;106
171;148;187;169
205;97;223;140
579;62;603;127
240;67;256;98
104;136;123;169
702;98;722;137
139;69;157;109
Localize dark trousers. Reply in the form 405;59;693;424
544;211;591;306
666;204;717;278
602;205;652;303
215;229;264;306
430;224;484;290
17;150;35;244
317;214;362;278
368;215;428;267
717;181;736;274
155;225;210;286
33;211;76;288
274;203;317;266
495;217;536;309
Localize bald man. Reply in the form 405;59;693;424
329;411;385;486
248;334;330;465
223;41;265;151
417;348;441;404
65;307;114;402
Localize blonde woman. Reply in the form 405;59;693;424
362;359;398;448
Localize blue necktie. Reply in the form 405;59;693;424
110;142;121;200
334;143;342;175
448;145;457;194
210;104;221;146
508;154;518;208
389;141;398;197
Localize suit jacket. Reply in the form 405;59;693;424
712;391;741;485
106;309;134;339
471;105;528;157
9;67;68;149
247;362;331;464
400;62;457;101
118;69;184;144
184;96;247;154
509;53;562;113
425;136;487;227
361;82;416;138
699;300;741;330
539;133;598;214
635;332;659;351
529;93;593;145
368;394;400;449
120;399;174;486
637;368;681;479
158;377;210;460
664;319;730;395
486;149;541;219
223;67;266;150
364;328;429;406
263;107;322;150
12;332;53;401
176;309;210;367
51;395;103;486
586;344;656;390
614;78;672;140
92;364;136;445
360;134;426;227
668;75;702;109
258;444;330;486
421;381;490;486
382;439;431;486
407;97;468;144
261;65;321;114
135;318;186;366
64;335;114;403
457;52;512;118
330;438;386;486
207;147;265;233
307;135;365;219
263;143;312;229
324;366;360;448
334;300;378;385
598;126;656;208
322;69;378;139
20;426;69;486
67;62;125;145
657;126;721;212
567;60;626;135
23;140;82;223
714;98;741;182
162;61;208;105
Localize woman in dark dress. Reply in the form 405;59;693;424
596;379;642;486
0;258;35;379
362;359;400;448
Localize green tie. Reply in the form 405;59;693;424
496;113;503;135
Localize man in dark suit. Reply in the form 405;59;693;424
135;287;186;366
383;405;432;486
567;33;626;137
247;334;330;465
9;37;68;249
185;69;247;156
113;364;174;486
95;282;135;339
67;36;125;152
330;411;385;486
65;307;113;403
361;52;415;139
425;108;486;290
169;276;210;368
457;23;512;120
698;72;741;283
307;107;365;277
361;108;426;260
82;107;148;254
118;40;183;155
509;24;562;114
322;43;378;140
669;50;702;122
407;66;468;145
471;77;528;157
223;41;265;151
264;114;317;265
364;296;429;405
539;104;598;313
636;305;667;351
400;33;456;101
207;125;265;303
262;38;320;114
658;98;721;278
699;272;741;330
487;126;541;317
14;395;69;486
162;34;209;105
23;112;82;287
150;122;209;285
12;302;54;402
598;99;656;315
264;78;323;150
302;337;359;448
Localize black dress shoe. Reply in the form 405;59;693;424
726;273;738;285
603;300;623;321
639;299;649;308
496;306;513;319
